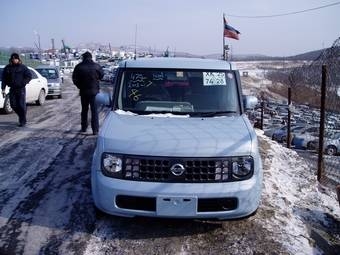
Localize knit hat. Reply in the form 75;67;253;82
82;51;92;59
10;53;20;60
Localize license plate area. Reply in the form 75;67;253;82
156;196;197;216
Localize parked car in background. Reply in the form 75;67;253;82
0;65;48;114
292;126;319;149
272;125;305;143
35;65;63;98
308;132;340;156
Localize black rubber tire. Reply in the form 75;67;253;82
325;145;337;156
307;142;314;150
36;89;46;105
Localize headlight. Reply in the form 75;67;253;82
101;153;122;177
232;156;253;178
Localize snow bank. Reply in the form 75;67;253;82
256;129;340;253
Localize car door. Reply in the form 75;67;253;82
26;68;40;102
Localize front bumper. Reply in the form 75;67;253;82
91;166;262;219
47;85;61;96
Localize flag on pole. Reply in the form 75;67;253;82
223;17;240;40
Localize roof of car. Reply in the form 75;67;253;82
35;65;59;70
119;57;234;70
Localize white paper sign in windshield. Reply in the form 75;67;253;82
203;72;227;86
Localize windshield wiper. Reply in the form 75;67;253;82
190;111;237;117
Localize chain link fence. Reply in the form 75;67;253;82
304;37;340;187
263;37;340;189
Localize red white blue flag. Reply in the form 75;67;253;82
224;17;240;40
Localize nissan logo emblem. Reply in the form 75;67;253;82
170;163;185;176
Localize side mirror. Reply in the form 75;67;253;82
243;95;258;110
96;92;112;107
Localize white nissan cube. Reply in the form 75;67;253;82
92;57;262;220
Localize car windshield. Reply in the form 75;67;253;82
36;68;59;79
117;69;240;116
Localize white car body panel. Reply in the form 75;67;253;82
0;65;48;113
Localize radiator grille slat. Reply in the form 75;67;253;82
123;156;232;183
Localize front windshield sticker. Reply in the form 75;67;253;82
203;72;227;86
48;70;56;73
176;71;184;77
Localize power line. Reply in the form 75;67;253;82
226;1;340;18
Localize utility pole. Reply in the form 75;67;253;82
61;39;68;60
34;30;41;60
51;38;55;57
317;65;327;182
287;87;292;148
108;43;112;57
134;24;137;60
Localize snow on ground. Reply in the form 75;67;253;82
256;129;340;254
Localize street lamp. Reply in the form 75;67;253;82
34;30;41;60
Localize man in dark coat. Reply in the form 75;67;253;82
1;53;32;126
72;51;104;135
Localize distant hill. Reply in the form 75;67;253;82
285;49;324;61
0;44;327;62
203;49;326;61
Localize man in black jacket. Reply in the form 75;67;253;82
1;53;32;127
72;51;104;135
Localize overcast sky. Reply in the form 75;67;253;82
1;0;339;56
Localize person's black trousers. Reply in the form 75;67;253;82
80;95;99;132
9;88;27;125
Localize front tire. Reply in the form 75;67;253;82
36;89;46;105
281;136;287;143
325;145;337;156
307;141;314;150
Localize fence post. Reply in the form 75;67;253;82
260;101;264;130
317;65;327;182
287;87;292;148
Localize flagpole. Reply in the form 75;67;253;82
223;13;226;60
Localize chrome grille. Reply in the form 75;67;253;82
123;156;231;183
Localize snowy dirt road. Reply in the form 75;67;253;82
0;75;339;255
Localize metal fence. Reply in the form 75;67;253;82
306;38;340;187
255;37;340;189
281;38;340;188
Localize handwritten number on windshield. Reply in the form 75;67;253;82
129;89;142;101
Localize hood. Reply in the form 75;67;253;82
99;112;255;157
